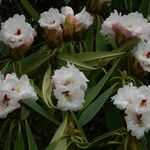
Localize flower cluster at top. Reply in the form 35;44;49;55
0;72;37;118
100;10;150;40
0;6;94;51
112;83;150;139
100;10;150;72
38;6;94;32
0;14;36;49
52;63;89;111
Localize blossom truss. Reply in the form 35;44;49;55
0;14;37;49
112;83;150;139
100;10;150;40
52;63;89;111
0;72;37;118
38;8;64;31
132;40;150;72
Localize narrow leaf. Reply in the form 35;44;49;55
105;103;123;130
84;22;94;51
84;58;120;108
46;117;68;150
14;123;25;150
20;0;39;22
25;120;38;150
95;16;108;51
23;99;59;125
71;52;123;62
3;121;16;150
58;53;96;69
42;66;55;108
78;84;116;126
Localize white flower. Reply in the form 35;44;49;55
100;11;150;40
75;7;94;29
4;73;38;101
133;40;150;72
0;14;37;49
100;10;121;35
52;63;89;91
125;109;150;139
0;72;37;118
61;6;74;16
38;8;64;30
111;83;141;110
54;84;85;111
52;63;88;111
115;12;150;39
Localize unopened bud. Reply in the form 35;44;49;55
62;16;76;41
44;28;62;49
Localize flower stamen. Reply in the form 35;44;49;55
15;29;21;36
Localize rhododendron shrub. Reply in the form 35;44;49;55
0;0;150;150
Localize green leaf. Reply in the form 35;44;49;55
3;121;16;150
138;137;147;150
84;22;94;51
112;0;124;12
20;107;30;121
23;99;59;125
20;46;55;74
95;16;108;51
105;35;118;49
64;0;70;4
139;0;150;17
0;119;10;139
71;112;88;143
124;0;132;11
86;129;123;148
1;61;10;74
20;0;40;22
78;84;116;126
114;38;139;52
46;117;68;150
14;123;25;150
105;103;123;131
0;42;10;55
58;53;96;69
84;58;120;108
42;66;55;108
25;120;38;150
146;132;150;149
71;52;123;62
7;45;53;74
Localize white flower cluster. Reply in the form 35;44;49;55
38;6;94;31
52;63;88;111
112;83;150;139
38;8;64;31
101;10;150;72
0;14;36;49
100;10;150;40
0;72;37;118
